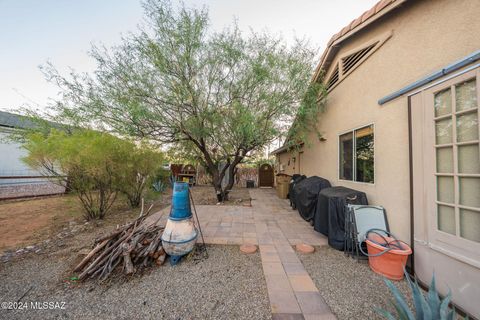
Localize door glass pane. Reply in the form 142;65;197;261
458;144;480;174
438;205;456;235
455;79;477;112
339;132;353;181
456;111;479;142
436;147;453;173
437;176;454;204
434;88;452;117
435;118;452;144
460;209;480;242
459;177;480;208
355;125;374;183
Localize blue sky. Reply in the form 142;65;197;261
0;0;378;111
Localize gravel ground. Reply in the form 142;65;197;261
298;246;413;320
0;245;270;320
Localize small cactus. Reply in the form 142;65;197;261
377;270;464;320
152;180;167;192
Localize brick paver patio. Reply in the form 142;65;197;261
150;188;335;319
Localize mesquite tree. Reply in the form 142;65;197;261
42;0;326;200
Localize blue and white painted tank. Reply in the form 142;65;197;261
161;182;198;265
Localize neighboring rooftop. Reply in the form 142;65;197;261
0;110;62;131
0;111;38;130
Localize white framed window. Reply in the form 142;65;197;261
339;124;374;183
433;76;480;243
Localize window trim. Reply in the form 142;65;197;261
338;123;376;185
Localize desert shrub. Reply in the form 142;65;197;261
116;143;164;208
23;129;163;219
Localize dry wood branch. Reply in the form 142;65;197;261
74;203;165;281
74;239;109;272
122;243;134;275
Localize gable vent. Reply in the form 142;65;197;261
341;42;377;75
326;64;339;90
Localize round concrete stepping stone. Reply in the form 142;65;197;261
240;244;258;254
296;243;315;254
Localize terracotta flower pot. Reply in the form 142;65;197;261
366;233;412;281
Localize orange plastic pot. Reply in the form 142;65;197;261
366;233;412;281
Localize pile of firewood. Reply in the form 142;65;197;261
74;203;167;281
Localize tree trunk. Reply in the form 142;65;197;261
225;156;242;194
190;139;243;203
212;166;226;202
217;155;243;201
205;162;229;202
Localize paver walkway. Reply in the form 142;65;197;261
150;188;336;319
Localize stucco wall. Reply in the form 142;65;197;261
276;150;298;176
277;0;480;243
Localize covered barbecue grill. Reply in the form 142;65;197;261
314;186;368;250
288;174;306;208
293;176;331;221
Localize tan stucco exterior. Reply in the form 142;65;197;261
276;0;480;242
275;1;480;314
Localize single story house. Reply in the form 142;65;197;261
0;111;65;199
271;0;480;316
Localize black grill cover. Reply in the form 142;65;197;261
289;175;306;208
314;186;368;250
293;176;331;221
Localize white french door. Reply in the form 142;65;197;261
425;69;480;260
411;67;480;316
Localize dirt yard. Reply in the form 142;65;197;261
0;185;250;255
0;192;169;255
0;194;130;253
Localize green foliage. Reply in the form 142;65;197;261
286;81;327;150
378;271;462;320
23;130;163;219
164;143;202;166
40;0;327;196
151;166;170;193
23;130;121;220
116;142;165;208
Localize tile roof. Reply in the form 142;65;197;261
313;0;407;81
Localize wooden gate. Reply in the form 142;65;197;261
258;163;274;187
